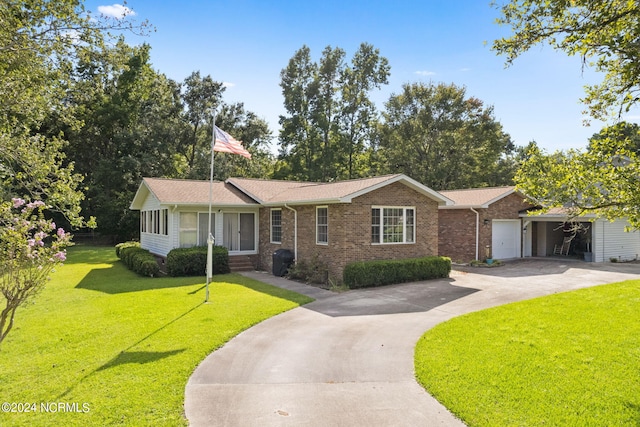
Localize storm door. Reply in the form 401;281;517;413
223;212;255;252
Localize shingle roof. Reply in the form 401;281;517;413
130;177;258;209
226;174;443;204
130;174;452;209
438;186;516;208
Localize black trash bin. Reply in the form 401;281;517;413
272;249;295;276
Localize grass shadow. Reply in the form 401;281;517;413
96;349;186;371
76;268;206;294
58;302;203;399
216;273;314;306
623;401;640;424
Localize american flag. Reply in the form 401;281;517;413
213;126;252;159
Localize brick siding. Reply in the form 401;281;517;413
438;193;534;263
258;182;440;281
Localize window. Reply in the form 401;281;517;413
316;206;328;244
198;212;216;246
179;212;198;247
162;209;169;235
141;209;169;236
153;210;160;234
271;209;282;243
141;211;147;233
371;207;415;244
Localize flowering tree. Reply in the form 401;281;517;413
0;198;71;347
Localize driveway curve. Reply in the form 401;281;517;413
185;260;640;426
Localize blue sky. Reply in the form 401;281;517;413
86;1;627;152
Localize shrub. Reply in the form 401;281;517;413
287;254;328;284
166;246;230;277
115;241;140;258
343;256;451;289
117;245;159;277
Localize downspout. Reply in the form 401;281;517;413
284;204;298;261
470;207;479;261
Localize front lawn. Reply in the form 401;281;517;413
0;246;312;426
415;280;640;426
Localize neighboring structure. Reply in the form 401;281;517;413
438;186;534;263
130;174;452;279
521;209;640;263
438;186;640;263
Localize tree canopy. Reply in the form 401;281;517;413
379;82;517;190
276;43;389;181
515;124;640;228
493;0;640;121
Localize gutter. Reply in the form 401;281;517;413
470;207;479;261
284;204;298;261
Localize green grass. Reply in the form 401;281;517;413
415;280;640;426
0;246;312;426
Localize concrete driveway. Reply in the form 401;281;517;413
184;259;640;426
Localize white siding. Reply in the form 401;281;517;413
594;219;640;262
138;193;173;257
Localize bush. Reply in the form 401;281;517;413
166;246;230;277
287;254;328;284
117;245;160;277
115;241;140;258
343;256;451;289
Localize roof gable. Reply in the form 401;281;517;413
438;186;518;209
130;178;258;209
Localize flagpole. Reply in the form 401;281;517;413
205;112;216;302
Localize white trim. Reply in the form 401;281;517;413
270;208;282;244
371;205;416;245
343;175;452;205
316;206;329;245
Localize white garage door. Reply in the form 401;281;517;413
492;220;521;260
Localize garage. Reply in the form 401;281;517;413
492;220;521;260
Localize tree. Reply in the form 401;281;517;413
0;199;71;347
339;43;390;179
181;71;225;174
0;0;150;225
379;82;516;190
516;126;640;228
188;102;275;181
492;0;640;121
277;45;321;180
276;43;390;181
588;121;640;154
63;40;184;240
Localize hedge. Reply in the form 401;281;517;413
115;241;140;258
115;242;160;277
343;256;451;289
166;246;230;277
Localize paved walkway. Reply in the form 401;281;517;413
185;260;640;426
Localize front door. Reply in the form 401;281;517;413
223;213;255;252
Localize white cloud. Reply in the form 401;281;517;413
98;4;136;18
415;70;436;76
222;82;236;88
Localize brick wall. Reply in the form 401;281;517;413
258;182;440;281
438;192;534;263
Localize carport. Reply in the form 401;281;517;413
521;211;640;262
